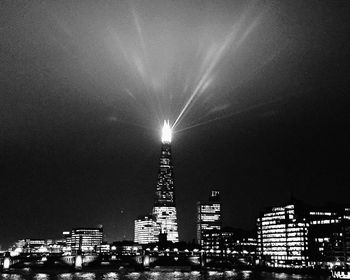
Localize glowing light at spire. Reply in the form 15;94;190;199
161;120;172;143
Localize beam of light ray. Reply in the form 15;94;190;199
193;44;286;125
175;72;322;134
172;7;267;130
130;7;166;125
87;1;274;133
124;88;137;100
172;27;238;129
131;6;148;63
195;43;286;127
175;95;290;134
108;5;164;125
172;13;264;129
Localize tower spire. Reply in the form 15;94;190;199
161;120;172;144
152;120;179;243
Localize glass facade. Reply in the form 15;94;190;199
69;228;103;253
257;203;350;269
257;204;309;268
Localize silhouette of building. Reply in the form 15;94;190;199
152;121;179;243
202;227;256;264
197;190;221;245
307;207;350;268
134;215;160;244
111;241;142;256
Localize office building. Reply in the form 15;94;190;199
307;207;350;267
256;203;309;268
257;201;350;269
152;121;179;243
197;190;221;245
202;227;256;264
134;215;160;244
69;227;103;253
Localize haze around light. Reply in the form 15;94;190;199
161;120;172;144
107;1;268;131
25;0;290;135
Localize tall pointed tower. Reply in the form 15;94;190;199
152;120;179;243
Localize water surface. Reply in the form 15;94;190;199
0;270;330;280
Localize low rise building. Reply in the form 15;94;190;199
202;227;256;264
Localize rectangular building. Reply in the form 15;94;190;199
69;227;103;253
197;190;221;245
257;202;350;269
307;207;350;268
134;215;160;244
202;227;256;265
256;203;309;268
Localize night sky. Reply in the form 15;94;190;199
1;0;350;249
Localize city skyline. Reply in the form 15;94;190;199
1;0;350;250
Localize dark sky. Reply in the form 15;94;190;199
1;0;350;249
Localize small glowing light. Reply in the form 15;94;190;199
75;255;83;270
161;120;172;143
3;257;10;269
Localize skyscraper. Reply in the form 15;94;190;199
197;190;221;245
152;120;179;243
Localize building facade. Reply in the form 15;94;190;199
68;227;103;253
257;202;350;269
197;190;221;245
202;228;256;264
152;121;179;243
256;203;309;268
307;207;350;267
9;238;69;255
134;215;160;244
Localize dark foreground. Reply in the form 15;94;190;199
0;270;331;280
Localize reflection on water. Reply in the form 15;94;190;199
125;272;140;280
0;271;331;280
57;274;73;280
1;274;23;280
102;272;118;280
34;274;50;280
